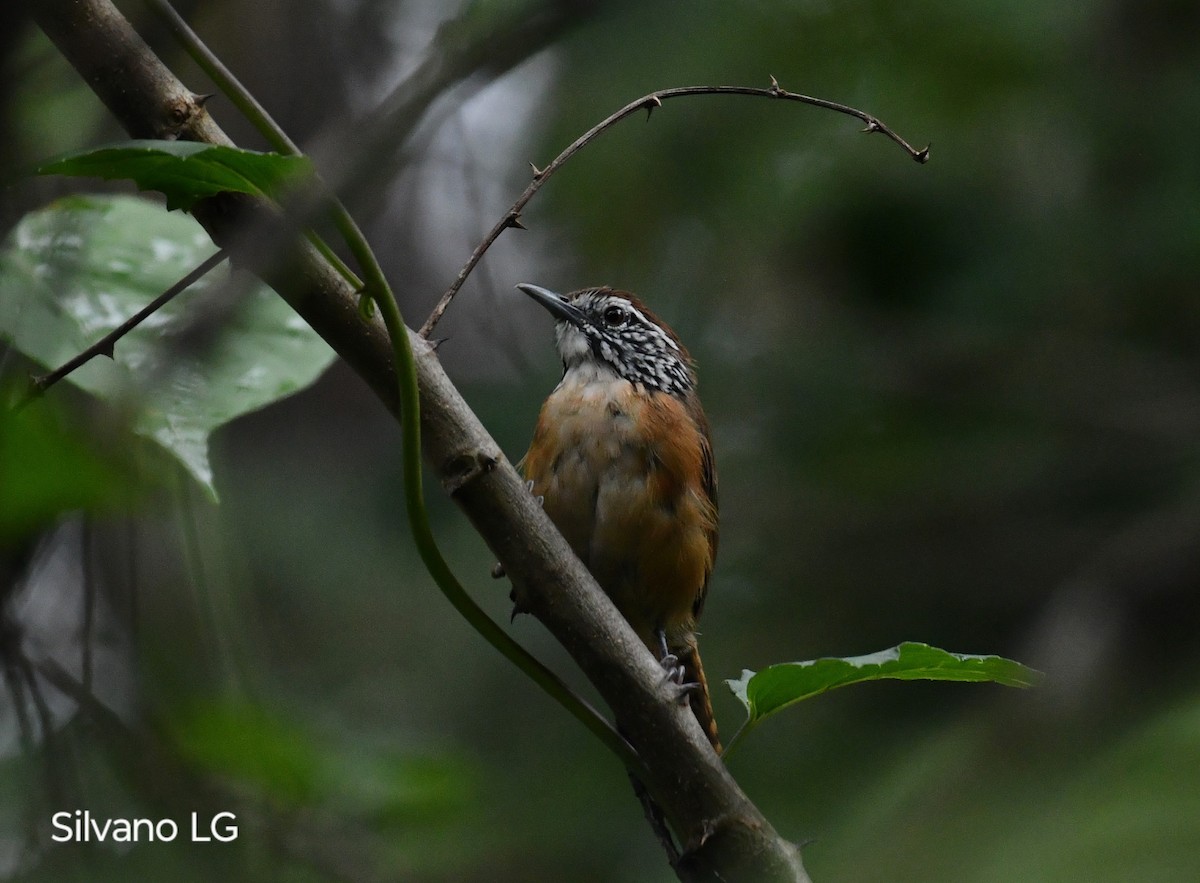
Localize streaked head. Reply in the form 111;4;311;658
518;283;695;397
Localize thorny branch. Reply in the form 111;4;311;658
417;77;928;338
22;248;229;403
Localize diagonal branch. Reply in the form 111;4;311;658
418;77;928;337
30;0;811;879
23;248;228;402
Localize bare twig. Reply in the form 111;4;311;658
418;78;929;338
25;248;228;400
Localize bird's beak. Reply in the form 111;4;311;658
517;283;587;328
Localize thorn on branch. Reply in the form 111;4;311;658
510;593;530;622
506;212;527;231
191;92;215;107
861;120;881;134
768;75;783;96
643;95;663;121
914;145;931;163
429;336;448;351
529;162;544;179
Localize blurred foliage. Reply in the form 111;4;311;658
1;0;1198;881
0;195;336;493
0;399;136;542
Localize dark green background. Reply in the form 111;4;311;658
2;0;1198;880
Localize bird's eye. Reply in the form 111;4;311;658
602;305;628;327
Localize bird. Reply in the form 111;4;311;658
517;282;721;752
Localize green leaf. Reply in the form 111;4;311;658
0;195;337;497
0;400;138;542
724;642;1040;756
170;700;323;807
169;699;474;818
37;140;314;211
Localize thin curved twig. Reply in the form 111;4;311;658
419;77;929;337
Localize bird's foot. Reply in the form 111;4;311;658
658;652;699;705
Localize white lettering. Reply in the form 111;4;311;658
191;812;238;842
112;818;131;842
51;812;73;842
211;812;237;842
90;815;112;841
48;811;183;843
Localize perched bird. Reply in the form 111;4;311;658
518;283;720;751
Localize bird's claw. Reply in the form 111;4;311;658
660;652;684;682
522;479;544;508
658;653;697;704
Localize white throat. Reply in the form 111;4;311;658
557;358;621;391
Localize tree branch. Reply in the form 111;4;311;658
30;0;811;879
419;77;928;337
23;248;228;401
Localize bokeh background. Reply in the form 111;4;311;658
2;0;1199;880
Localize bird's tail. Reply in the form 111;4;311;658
681;641;721;753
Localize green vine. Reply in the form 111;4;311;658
144;0;641;773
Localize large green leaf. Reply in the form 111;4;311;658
37;140;314;211
0;195;337;496
724;642;1040;756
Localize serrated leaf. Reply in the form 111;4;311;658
724;642;1040;756
0;195;337;497
37;140;314;211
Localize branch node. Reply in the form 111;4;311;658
441;449;499;496
861;119;881;134
164;91;209;135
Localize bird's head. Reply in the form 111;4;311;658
518;283;695;397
